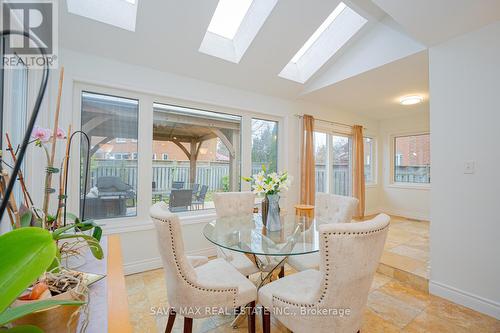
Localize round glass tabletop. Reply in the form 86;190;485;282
203;213;328;256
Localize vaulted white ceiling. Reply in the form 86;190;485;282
58;0;500;119
300;51;429;119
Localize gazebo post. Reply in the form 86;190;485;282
189;139;197;186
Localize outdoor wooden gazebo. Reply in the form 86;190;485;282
81;94;241;191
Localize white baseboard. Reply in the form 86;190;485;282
123;246;217;275
429;280;500;320
123;257;162;275
377;207;429;221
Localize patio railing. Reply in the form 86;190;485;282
394;165;430;183
89;160;231;192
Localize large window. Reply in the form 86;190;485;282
332;135;352;196
80;92;139;219
152;103;241;212
251;119;278;174
315;131;373;195
314;132;328;193
364;137;375;184
394;134;430;184
1;59;28;207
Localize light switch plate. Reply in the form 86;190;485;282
464;160;475;174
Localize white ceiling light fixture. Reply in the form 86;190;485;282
400;95;424;105
207;0;253;40
279;2;367;84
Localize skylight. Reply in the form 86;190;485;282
290;3;347;63
279;2;367;83
67;0;139;32
199;0;277;63
207;0;253;39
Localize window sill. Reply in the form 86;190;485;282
100;211;217;235
386;183;431;190
365;183;377;188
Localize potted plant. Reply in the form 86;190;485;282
243;165;291;231
0;227;85;333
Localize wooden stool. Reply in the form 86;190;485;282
294;204;314;219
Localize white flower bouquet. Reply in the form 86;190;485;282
243;165;291;196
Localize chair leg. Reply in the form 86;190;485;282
235;306;241;318
262;307;271;333
247;301;255;333
279;266;285;278
165;309;176;333
183;317;193;333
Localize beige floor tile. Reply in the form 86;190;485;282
425;296;499;331
378;281;430;310
362;307;401;333
367;290;423;328
370;272;392;291
389;244;429;262
380;252;428;277
387;228;418;244
403;311;470;333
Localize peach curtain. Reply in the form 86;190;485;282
352;125;365;218
300;115;315;205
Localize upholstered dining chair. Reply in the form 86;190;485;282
258;214;390;333
213;192;260;277
150;202;258;333
287;193;359;272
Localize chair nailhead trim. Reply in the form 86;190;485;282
272;223;389;308
155;217;238;308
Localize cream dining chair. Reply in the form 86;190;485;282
258;214;390;333
150;202;258;333
287;193;359;272
213;192;260;277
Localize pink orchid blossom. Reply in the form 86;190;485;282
32;126;51;143
56;127;66;140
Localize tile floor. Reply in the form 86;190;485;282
125;269;499;333
124;216;499;332
372;216;430;292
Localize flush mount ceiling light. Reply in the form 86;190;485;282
400;95;424;105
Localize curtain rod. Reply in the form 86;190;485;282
294;114;367;130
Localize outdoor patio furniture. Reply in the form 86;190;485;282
97;176;136;205
169;189;193;212
192;185;208;210
191;183;200;199
172;181;185;189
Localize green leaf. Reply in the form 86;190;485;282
1;325;44;333
56;234;103;260
65;212;79;222
91;226;102;242
20;212;33;228
0;228;57;313
0;299;85;326
51;225;75;239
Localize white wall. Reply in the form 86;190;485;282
378;112;430;220
34;48;378;274
429;21;500;319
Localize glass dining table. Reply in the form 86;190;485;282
203;213;328;288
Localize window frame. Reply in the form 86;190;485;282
364;136;377;186
314;128;376;193
251;117;279;173
71;82;284;232
389;132;431;189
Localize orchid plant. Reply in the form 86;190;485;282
243;165;291;196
